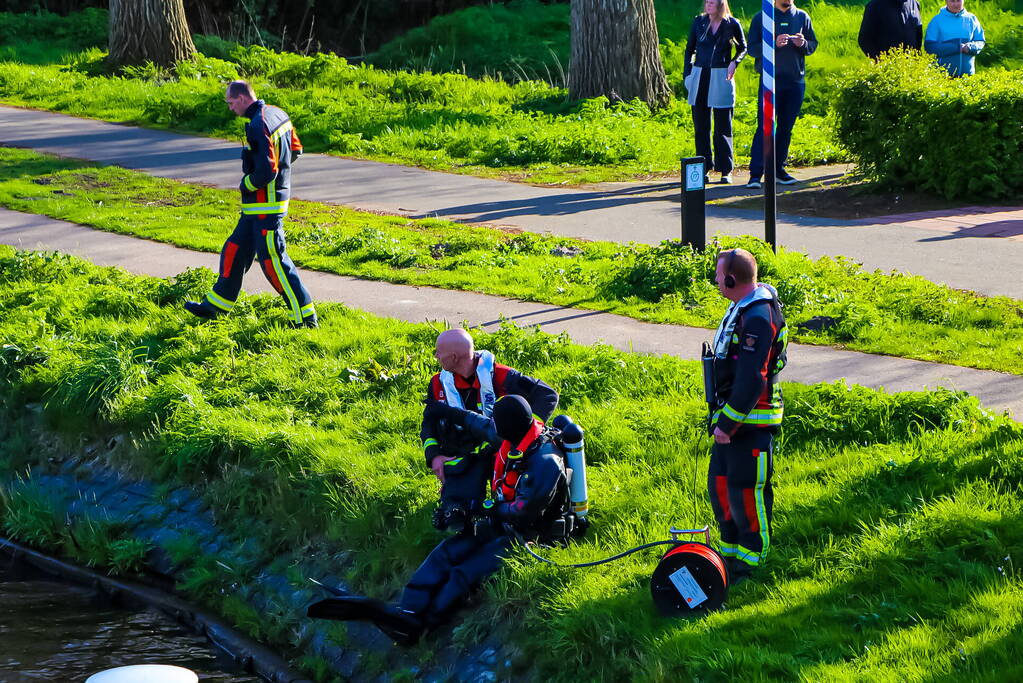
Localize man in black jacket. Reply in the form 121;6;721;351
858;0;923;60
185;80;317;328
308;395;572;644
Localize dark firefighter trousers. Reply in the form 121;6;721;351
708;429;774;568
399;531;513;627
205;213;314;323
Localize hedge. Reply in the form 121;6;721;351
835;50;1023;200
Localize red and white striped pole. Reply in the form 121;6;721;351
761;0;777;251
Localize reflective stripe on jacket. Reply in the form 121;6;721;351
240;100;303;216
712;288;788;435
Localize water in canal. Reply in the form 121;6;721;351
0;564;263;682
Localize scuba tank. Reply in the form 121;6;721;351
551;415;587;520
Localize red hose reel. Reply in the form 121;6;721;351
650;527;729;616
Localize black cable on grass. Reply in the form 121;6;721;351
515;534;686;569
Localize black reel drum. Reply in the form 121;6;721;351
650;528;728;617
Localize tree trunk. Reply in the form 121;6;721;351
108;0;197;69
569;0;671;108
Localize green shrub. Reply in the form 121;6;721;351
603;240;717;303
0;9;107;50
835;50;1023;199
369;0;572;83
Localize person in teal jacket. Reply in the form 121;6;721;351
924;0;985;76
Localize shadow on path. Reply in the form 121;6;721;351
419;184;682;222
480;304;607;329
918;220;1023;241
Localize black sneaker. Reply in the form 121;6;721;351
184;300;223;320
745;178;762;189
777;172;799;185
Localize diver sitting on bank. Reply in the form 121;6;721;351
307;395;588;645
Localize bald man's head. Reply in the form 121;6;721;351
435;329;475;376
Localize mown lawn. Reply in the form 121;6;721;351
2;147;1022;375
1;246;1022;680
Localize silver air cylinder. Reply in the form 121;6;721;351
553;415;588;519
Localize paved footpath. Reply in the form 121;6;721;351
2;105;1023;299
2;208;1020;419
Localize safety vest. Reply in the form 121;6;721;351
439;351;497;417
491;420;545;502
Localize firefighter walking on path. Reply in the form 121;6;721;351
705;248;788;582
185;80;317;327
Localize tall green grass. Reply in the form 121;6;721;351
1;245;1022;679
2;146;1023;374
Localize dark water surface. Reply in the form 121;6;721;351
0;573;263;682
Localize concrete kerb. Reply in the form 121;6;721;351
1;207;1020;420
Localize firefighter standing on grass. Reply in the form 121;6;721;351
185;80;317;328
706;248;788;581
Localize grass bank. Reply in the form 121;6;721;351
1;246;1022;680
3;146;1023;375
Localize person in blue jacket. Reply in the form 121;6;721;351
924;0;985;77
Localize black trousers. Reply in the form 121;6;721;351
691;68;735;175
749;80;806;178
707;429;774;567
399;531;512;626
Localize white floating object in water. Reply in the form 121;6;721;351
86;664;199;683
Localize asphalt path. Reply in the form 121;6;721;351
2;207;1019;419
2;105;1022;299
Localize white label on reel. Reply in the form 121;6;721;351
669;565;708;609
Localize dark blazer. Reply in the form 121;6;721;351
858;0;923;60
683;15;748;78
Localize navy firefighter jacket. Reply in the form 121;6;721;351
712;287;788;436
240;100;303;217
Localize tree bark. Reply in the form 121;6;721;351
108;0;197;68
569;0;671;108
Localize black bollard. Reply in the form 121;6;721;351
681;156;706;250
